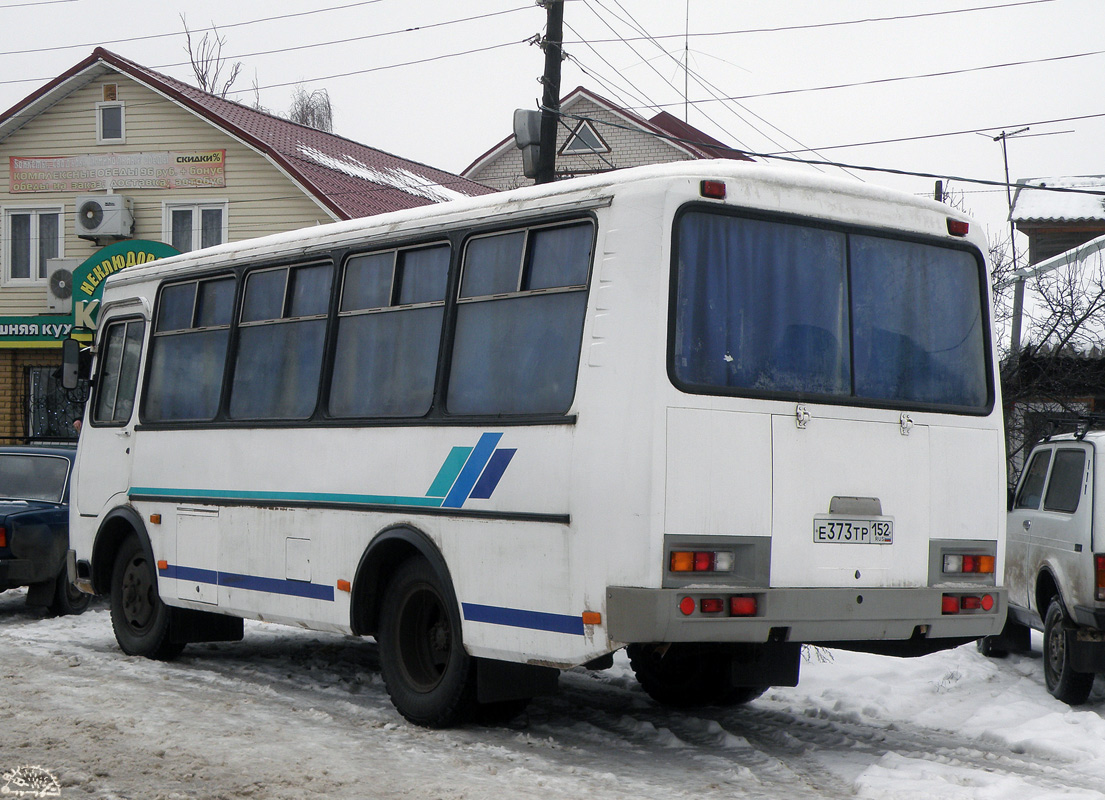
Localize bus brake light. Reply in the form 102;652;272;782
700;180;726;199
947;218;969;237
1096;555;1105;601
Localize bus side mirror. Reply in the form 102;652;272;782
61;337;83;390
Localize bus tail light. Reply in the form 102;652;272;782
670;550;734;573
0;525;6;548
730;596;757;616
677;594;759;617
942;593;995;614
1096;555;1105;601
700;598;725;614
943;554;995;575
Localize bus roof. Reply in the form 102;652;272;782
106;160;979;289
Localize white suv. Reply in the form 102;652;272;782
980;431;1105;704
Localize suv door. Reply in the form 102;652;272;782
1009;443;1093;617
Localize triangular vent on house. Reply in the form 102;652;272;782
560;121;609;155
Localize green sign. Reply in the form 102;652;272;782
0;239;179;347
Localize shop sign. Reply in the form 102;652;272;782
9;150;226;192
0;239;179;347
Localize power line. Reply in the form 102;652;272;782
0;0;76;7
569;0;1061;43
634;49;1105;110
555;107;1105;197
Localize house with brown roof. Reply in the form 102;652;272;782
1011;176;1105;266
0;47;492;443
463;86;750;191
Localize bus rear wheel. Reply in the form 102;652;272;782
377;558;476;727
110;536;184;660
627;643;766;707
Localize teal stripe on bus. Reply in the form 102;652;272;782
129;487;445;508
424;446;473;499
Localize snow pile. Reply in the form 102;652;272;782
296;144;474;203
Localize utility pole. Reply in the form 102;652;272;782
995;127;1029;353
536;0;564;185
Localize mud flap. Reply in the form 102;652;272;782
731;642;802;688
475;658;559;703
169;607;244;644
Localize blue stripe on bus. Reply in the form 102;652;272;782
468;448;516;500
131;487;445;508
462;602;584;636
442;432;503;508
157;563;335;601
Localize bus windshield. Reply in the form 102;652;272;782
671;209;991;411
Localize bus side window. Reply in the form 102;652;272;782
230;263;333;420
92;319;145;425
329;244;450;418
447;221;593;416
145;277;234;422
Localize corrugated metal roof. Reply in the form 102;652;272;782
0;48;494;220
1011;176;1105;225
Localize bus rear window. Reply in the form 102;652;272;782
671;210;990;411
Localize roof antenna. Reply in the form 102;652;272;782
684;1;690;122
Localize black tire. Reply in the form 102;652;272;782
1042;598;1094;705
110;536;184;660
47;567;91;616
627;643;766;708
377;558;476;727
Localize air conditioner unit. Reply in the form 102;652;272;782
45;258;78;313
74;194;133;239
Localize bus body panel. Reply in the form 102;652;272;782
68;161;1007;680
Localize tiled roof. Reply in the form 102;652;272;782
1;48;494;220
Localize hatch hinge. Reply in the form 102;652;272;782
795;404;811;429
900;412;914;436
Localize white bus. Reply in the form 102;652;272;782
66;161;1007;726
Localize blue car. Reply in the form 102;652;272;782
0;446;90;615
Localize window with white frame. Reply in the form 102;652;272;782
96;101;125;144
164;202;228;253
2;206;63;284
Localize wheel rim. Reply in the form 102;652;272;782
395;583;451;693
121;555;155;633
1046;622;1066;684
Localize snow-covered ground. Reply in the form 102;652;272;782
3;588;1104;800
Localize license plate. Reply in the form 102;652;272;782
813;517;893;544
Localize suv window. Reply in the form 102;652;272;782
1014;449;1052;510
1043;449;1086;513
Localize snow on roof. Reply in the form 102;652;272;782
1010;175;1105;224
0;48;495;220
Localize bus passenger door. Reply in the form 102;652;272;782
73;313;147;518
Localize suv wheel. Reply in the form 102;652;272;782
1042;597;1095;705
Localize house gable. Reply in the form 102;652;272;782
462;86;749;191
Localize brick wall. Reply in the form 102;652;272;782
0;348;62;443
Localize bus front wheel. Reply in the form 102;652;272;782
377;558;476;727
110;536;184;661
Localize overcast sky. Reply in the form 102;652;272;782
2;0;1101;249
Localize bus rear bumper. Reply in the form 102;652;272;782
606;586;1007;649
